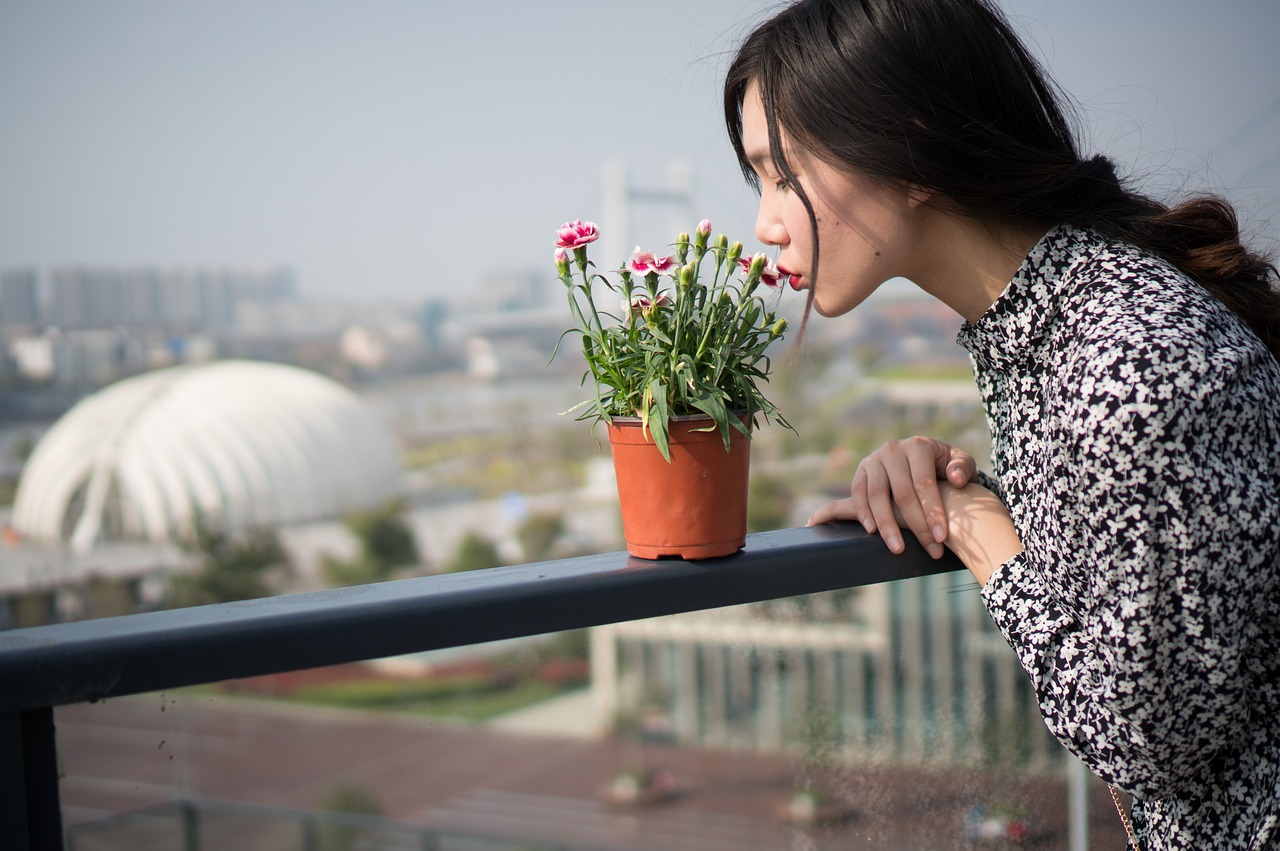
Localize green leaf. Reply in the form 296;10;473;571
648;377;672;462
688;388;735;453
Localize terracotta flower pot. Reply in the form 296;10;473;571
607;414;750;559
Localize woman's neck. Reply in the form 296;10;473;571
909;208;1047;323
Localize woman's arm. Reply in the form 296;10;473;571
808;478;1021;586
935;484;1022;586
977;342;1280;799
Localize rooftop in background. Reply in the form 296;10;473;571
9;359;404;553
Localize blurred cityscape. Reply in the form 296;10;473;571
1;252;1124;848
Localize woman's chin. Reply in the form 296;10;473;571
812;297;854;318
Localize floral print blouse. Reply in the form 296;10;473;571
957;225;1280;849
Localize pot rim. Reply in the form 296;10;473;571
607;411;748;425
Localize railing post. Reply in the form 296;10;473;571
180;799;200;851
301;813;319;851
0;707;65;851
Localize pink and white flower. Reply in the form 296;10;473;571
738;252;783;287
625;293;673;316
629;247;679;276
555;220;600;249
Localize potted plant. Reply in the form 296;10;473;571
552;218;792;559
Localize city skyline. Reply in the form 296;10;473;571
2;0;1277;300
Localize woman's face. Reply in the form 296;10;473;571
741;82;925;317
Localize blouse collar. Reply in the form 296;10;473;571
956;224;1107;374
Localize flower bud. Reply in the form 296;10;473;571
694;219;712;251
771;318;789;337
678;264;696;289
726;241;743;269
554;247;570;276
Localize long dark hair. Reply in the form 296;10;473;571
724;0;1280;358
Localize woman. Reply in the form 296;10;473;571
723;0;1280;848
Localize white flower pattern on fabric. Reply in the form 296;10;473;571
957;225;1280;850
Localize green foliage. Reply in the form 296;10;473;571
291;673;503;707
286;675;568;722
348;500;418;568
323;499;420;586
9;432;35;464
517;511;565;561
314;782;382;851
554;222;793;461
543;628;589;661
448;531;503;572
174;524;288;605
747;473;795;532
316;782;381;816
321;554;385;587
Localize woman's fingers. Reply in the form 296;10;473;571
811;436;974;560
900;443;948;559
806;496;859;527
941;444;977;488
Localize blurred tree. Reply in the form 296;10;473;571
747;473;796;532
448;531;503;572
174;523;288;605
314;781;382;851
324;499;420;587
348;499;419;569
517;511;565;562
10;432;35;464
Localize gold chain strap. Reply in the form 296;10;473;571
1110;784;1140;850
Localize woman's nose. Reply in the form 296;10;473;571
755;201;786;247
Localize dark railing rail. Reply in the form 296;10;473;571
0;523;962;851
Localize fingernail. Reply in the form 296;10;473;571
887;536;902;553
927;543;944;559
932;525;945;542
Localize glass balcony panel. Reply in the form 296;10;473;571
54;596;1132;850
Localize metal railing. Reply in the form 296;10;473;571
0;523;962;851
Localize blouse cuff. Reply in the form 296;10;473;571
979;551;1078;690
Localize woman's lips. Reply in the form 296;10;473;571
778;266;804;290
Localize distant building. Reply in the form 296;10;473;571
475;269;558;314
591;576;1063;774
10;359;404;554
0;268;39;328
45;265;295;333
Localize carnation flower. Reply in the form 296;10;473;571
738;252;782;287
625;293;673;317
629;248;679;277
555;220;600;249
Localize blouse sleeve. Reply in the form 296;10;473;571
979;338;1280;800
973;469;1004;502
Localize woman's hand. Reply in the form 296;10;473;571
807;436;977;560
809;462;1021;586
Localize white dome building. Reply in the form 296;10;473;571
12;360;404;553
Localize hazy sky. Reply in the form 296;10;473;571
2;0;1277;300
